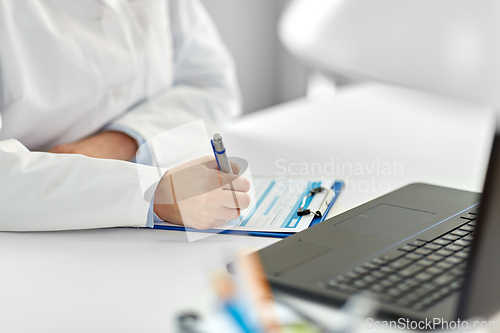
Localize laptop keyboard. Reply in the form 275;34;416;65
324;210;478;312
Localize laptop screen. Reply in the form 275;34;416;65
458;130;500;319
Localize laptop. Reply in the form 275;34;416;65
256;128;500;321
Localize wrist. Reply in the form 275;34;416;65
103;131;138;161
153;172;183;225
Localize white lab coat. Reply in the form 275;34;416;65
0;0;241;231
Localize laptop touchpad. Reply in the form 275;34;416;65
335;204;436;239
260;240;332;276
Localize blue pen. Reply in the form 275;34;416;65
212;133;233;174
212;133;241;215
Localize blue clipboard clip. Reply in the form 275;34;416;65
296;187;335;218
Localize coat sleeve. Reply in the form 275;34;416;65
108;0;242;142
0;122;159;231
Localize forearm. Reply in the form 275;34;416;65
0;139;158;231
49;131;139;161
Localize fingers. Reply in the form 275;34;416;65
202;156;220;171
216;207;242;221
219;172;251;193
230;161;240;175
202;155;241;175
196;156;248;190
217;190;251;209
221;174;251;192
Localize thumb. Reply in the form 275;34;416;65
203;156;240;175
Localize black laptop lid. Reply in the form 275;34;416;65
458;127;500;319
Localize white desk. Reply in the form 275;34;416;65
0;84;494;333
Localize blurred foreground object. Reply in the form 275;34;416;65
280;0;500;106
191;252;380;333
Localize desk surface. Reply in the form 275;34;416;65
0;84;494;333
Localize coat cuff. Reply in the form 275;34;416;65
104;124;154;166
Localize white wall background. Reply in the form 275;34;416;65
201;0;308;113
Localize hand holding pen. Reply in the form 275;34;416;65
153;154;250;229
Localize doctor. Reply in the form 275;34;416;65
0;0;251;231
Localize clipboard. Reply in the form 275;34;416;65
153;180;344;238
